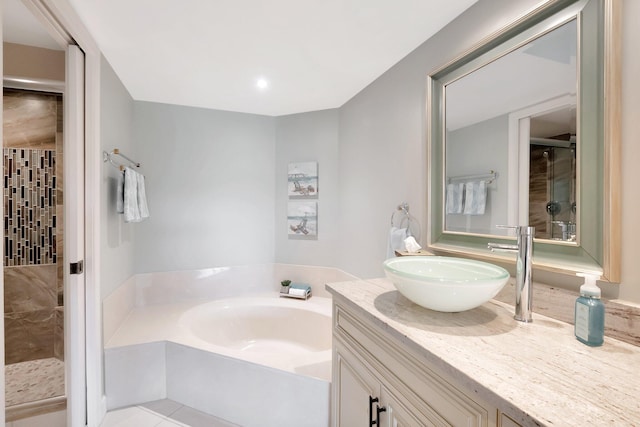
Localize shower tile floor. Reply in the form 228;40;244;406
101;399;239;427
5;358;65;407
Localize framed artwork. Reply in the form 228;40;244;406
288;201;317;239
288;162;318;199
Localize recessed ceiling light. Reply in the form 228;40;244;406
256;78;269;90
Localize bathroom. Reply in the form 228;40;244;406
2;0;640;425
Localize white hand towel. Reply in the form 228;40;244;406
116;170;125;214
404;236;422;253
124;167;141;223
136;172;150;219
387;227;408;258
463;180;487;215
446;183;464;214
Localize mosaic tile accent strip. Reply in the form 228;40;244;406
3;148;57;266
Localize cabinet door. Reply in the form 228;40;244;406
381;386;446;427
499;412;523;427
333;344;379;427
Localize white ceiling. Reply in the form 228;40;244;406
3;0;62;50
60;0;477;116
446;19;577;131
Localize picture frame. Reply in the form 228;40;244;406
288;162;318;199
287;201;317;239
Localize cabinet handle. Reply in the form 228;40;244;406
376;404;387;426
369;396;386;426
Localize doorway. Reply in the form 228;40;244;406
3;86;66;420
3;0;89;425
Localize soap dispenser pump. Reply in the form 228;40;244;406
574;273;604;346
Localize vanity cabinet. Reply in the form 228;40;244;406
331;302;521;427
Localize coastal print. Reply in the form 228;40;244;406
288;162;318;199
288;201;317;238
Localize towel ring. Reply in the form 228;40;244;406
390;203;421;242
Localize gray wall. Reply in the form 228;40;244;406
334;0;540;278
446;115;509;235
100;56;136;299
98;0;640;303
274;109;340;267
131;102;276;273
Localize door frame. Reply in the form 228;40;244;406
2;1;104;425
506;93;577;227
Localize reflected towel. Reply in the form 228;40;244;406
446;183;464;214
387;227;408;258
463;180;487;215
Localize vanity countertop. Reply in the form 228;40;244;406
326;278;640;427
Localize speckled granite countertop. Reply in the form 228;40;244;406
326;278;640;427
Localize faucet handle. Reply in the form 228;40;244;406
488;242;518;252
495;225;535;236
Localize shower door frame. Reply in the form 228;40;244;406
1;1;104;426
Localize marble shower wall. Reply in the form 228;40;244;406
3;89;64;364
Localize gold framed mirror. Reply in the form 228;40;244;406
427;0;620;281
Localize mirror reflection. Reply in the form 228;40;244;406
529;106;577;240
444;19;577;242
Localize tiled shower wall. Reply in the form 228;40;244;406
3;89;64;364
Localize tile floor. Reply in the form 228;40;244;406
5;358;65;406
100;399;239;427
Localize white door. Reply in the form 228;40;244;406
65;44;87;427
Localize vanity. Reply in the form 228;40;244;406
327;278;640;426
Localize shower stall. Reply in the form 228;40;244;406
3;87;66;419
529;138;576;241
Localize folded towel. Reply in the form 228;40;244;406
123;167;150;222
463;180;487;215
124;167;141;222
290;283;311;292
116;170;125;214
289;288;308;297
387;227;408;258
289;284;311;297
137;172;150;219
446;183;464;214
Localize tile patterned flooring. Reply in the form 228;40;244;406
101;400;239;427
5;358;65;407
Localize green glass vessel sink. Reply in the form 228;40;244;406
383;256;510;312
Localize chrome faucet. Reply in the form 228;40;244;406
488;225;535;322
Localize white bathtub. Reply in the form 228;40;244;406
103;264;358;427
178;296;333;381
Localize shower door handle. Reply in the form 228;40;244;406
69;260;84;275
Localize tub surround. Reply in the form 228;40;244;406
103;263;356;344
326;278;640;426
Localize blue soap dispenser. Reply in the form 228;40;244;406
574;273;604;346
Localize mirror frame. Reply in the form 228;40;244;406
426;0;621;282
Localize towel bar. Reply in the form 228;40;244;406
103;148;141;171
447;170;497;184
